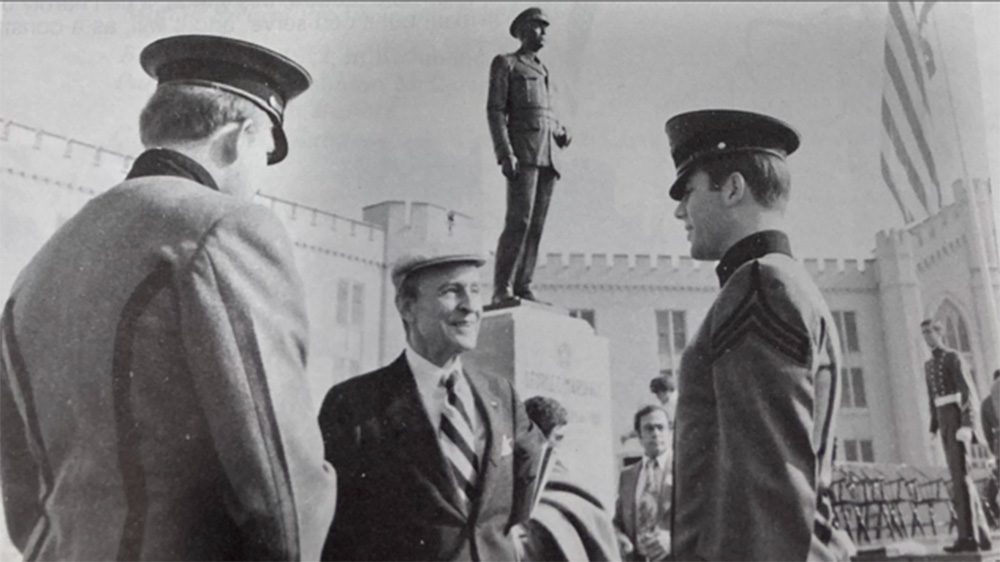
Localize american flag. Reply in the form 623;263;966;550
879;1;941;224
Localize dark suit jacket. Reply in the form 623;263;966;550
318;353;546;561
0;174;336;560
613;460;671;561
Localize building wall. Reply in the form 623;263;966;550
3;117;998;468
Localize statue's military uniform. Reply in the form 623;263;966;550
924;347;987;545
487;49;565;174
673;231;851;561
486;7;570;300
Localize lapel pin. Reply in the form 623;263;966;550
490;400;499;409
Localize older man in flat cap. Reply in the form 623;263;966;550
487;7;572;306
0;35;335;560
666;110;853;561
319;249;547;560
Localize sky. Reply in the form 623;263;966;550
2;2;997;261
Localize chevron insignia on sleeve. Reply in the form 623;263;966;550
709;262;810;365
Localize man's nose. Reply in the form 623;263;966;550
458;289;481;313
674;201;686;219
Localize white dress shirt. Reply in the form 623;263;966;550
405;345;486;456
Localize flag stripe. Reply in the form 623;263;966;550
883;44;941;191
889;1;930;111
880;154;915;223
881;97;930;212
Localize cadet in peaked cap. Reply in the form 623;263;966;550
141;34;312;164
509;7;550;37
668;108;853;561
665;109;800;201
0;34;335;561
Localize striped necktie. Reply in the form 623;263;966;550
440;370;479;511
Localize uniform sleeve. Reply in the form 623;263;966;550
175;205;336;561
700;263;821;561
0;309;40;552
487;54;515;164
925;366;939;434
951;353;975;429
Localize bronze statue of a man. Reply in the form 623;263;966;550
487;7;571;306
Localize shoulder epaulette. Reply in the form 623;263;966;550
710;261;810;365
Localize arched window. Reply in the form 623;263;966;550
935;301;972;353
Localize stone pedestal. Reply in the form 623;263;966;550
463;303;616;509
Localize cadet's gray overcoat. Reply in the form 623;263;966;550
1;171;336;560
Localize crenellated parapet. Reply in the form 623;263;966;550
362;200;484;266
517;251;878;293
1;117;135;193
2;116;385;265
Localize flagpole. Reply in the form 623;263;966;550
931;8;1000;393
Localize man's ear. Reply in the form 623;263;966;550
721;172;748;208
396;294;413;325
209;120;245;167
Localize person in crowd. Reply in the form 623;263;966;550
982;369;1000;458
525;395;569;449
487;7;572;306
649;375;676;425
318;249;545;560
982;369;1000;524
922;319;992;552
520;395;621;561
0;35;335;560
666;109;852;560
614;405;672;561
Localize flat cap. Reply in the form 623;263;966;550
140;34;312;165
510;7;550;37
391;250;486;290
665;109;800;201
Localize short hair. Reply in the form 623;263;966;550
698;151;791;208
920;318;942;331
524;396;568;438
633;404;669;433
139;84;259;147
393;271;423;335
649;375;674;394
993;369;999;381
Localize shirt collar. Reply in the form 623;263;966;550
715;230;792;287
405;344;461;385
644;452;669;470
126;148;219;191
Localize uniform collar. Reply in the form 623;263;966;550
715;230;792;287
516;47;543;64
126;148;219;191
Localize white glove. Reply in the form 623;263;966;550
956;427;973;443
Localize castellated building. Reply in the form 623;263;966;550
3;117;998;470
